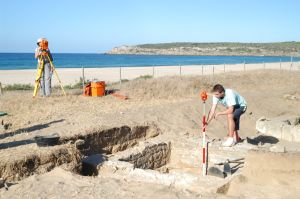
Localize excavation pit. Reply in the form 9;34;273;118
0;123;161;182
81;140;171;176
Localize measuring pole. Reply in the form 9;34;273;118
152;65;155;77
280;59;282;70
200;91;208;176
179;65;182;76
0;82;2;96
82;66;85;90
119;66;122;86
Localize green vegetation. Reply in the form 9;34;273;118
63;77;86;89
3;84;34;91
137;42;300;50
3;78;87;91
135;42;300;55
135;75;153;80
121;79;129;83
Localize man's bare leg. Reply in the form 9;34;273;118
234;130;241;142
222;113;236;147
227;113;235;137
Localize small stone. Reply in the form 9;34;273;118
75;139;85;149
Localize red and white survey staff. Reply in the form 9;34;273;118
200;91;208;176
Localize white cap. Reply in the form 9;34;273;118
36;38;47;43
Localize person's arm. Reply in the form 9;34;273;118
35;50;39;59
206;103;217;126
215;90;236;118
35;48;41;59
215;106;234;118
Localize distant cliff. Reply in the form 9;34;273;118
106;42;300;56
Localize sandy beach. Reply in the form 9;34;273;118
0;61;299;86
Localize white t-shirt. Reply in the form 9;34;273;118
212;89;247;108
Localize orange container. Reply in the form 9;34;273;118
91;81;105;97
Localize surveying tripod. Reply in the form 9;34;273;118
33;52;66;97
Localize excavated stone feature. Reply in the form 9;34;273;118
256;116;300;142
0;144;80;182
118;141;171;169
60;123;161;155
82;140;171;176
0;124;160;182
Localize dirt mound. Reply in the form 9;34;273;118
226;150;300;198
121;75;214;100
0;144;80;182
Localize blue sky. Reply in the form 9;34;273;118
0;0;299;53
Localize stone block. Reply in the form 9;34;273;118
282;126;293;142
291;126;300;142
269;145;286;153
256;116;300;142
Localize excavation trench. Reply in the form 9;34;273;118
81;140;172;176
0;123;161;182
1;122;244;195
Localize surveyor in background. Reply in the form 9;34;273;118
205;84;247;147
35;38;53;96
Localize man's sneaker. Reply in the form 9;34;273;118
222;137;236;147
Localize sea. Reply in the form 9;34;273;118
0;53;299;70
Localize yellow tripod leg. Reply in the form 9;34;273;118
33;59;44;97
46;55;66;96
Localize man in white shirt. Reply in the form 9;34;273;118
205;84;247;147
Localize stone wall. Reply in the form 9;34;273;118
119;141;171;169
256;116;300;142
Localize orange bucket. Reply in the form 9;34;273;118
91;81;105;97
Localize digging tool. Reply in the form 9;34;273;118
207;166;225;178
0;112;7;117
207;162;231;178
214;158;245;166
223;161;231;176
200;90;208;176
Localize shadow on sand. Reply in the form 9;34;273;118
246;135;279;145
0;119;64;140
0;119;64;149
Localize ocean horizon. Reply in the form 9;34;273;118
0;53;298;70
